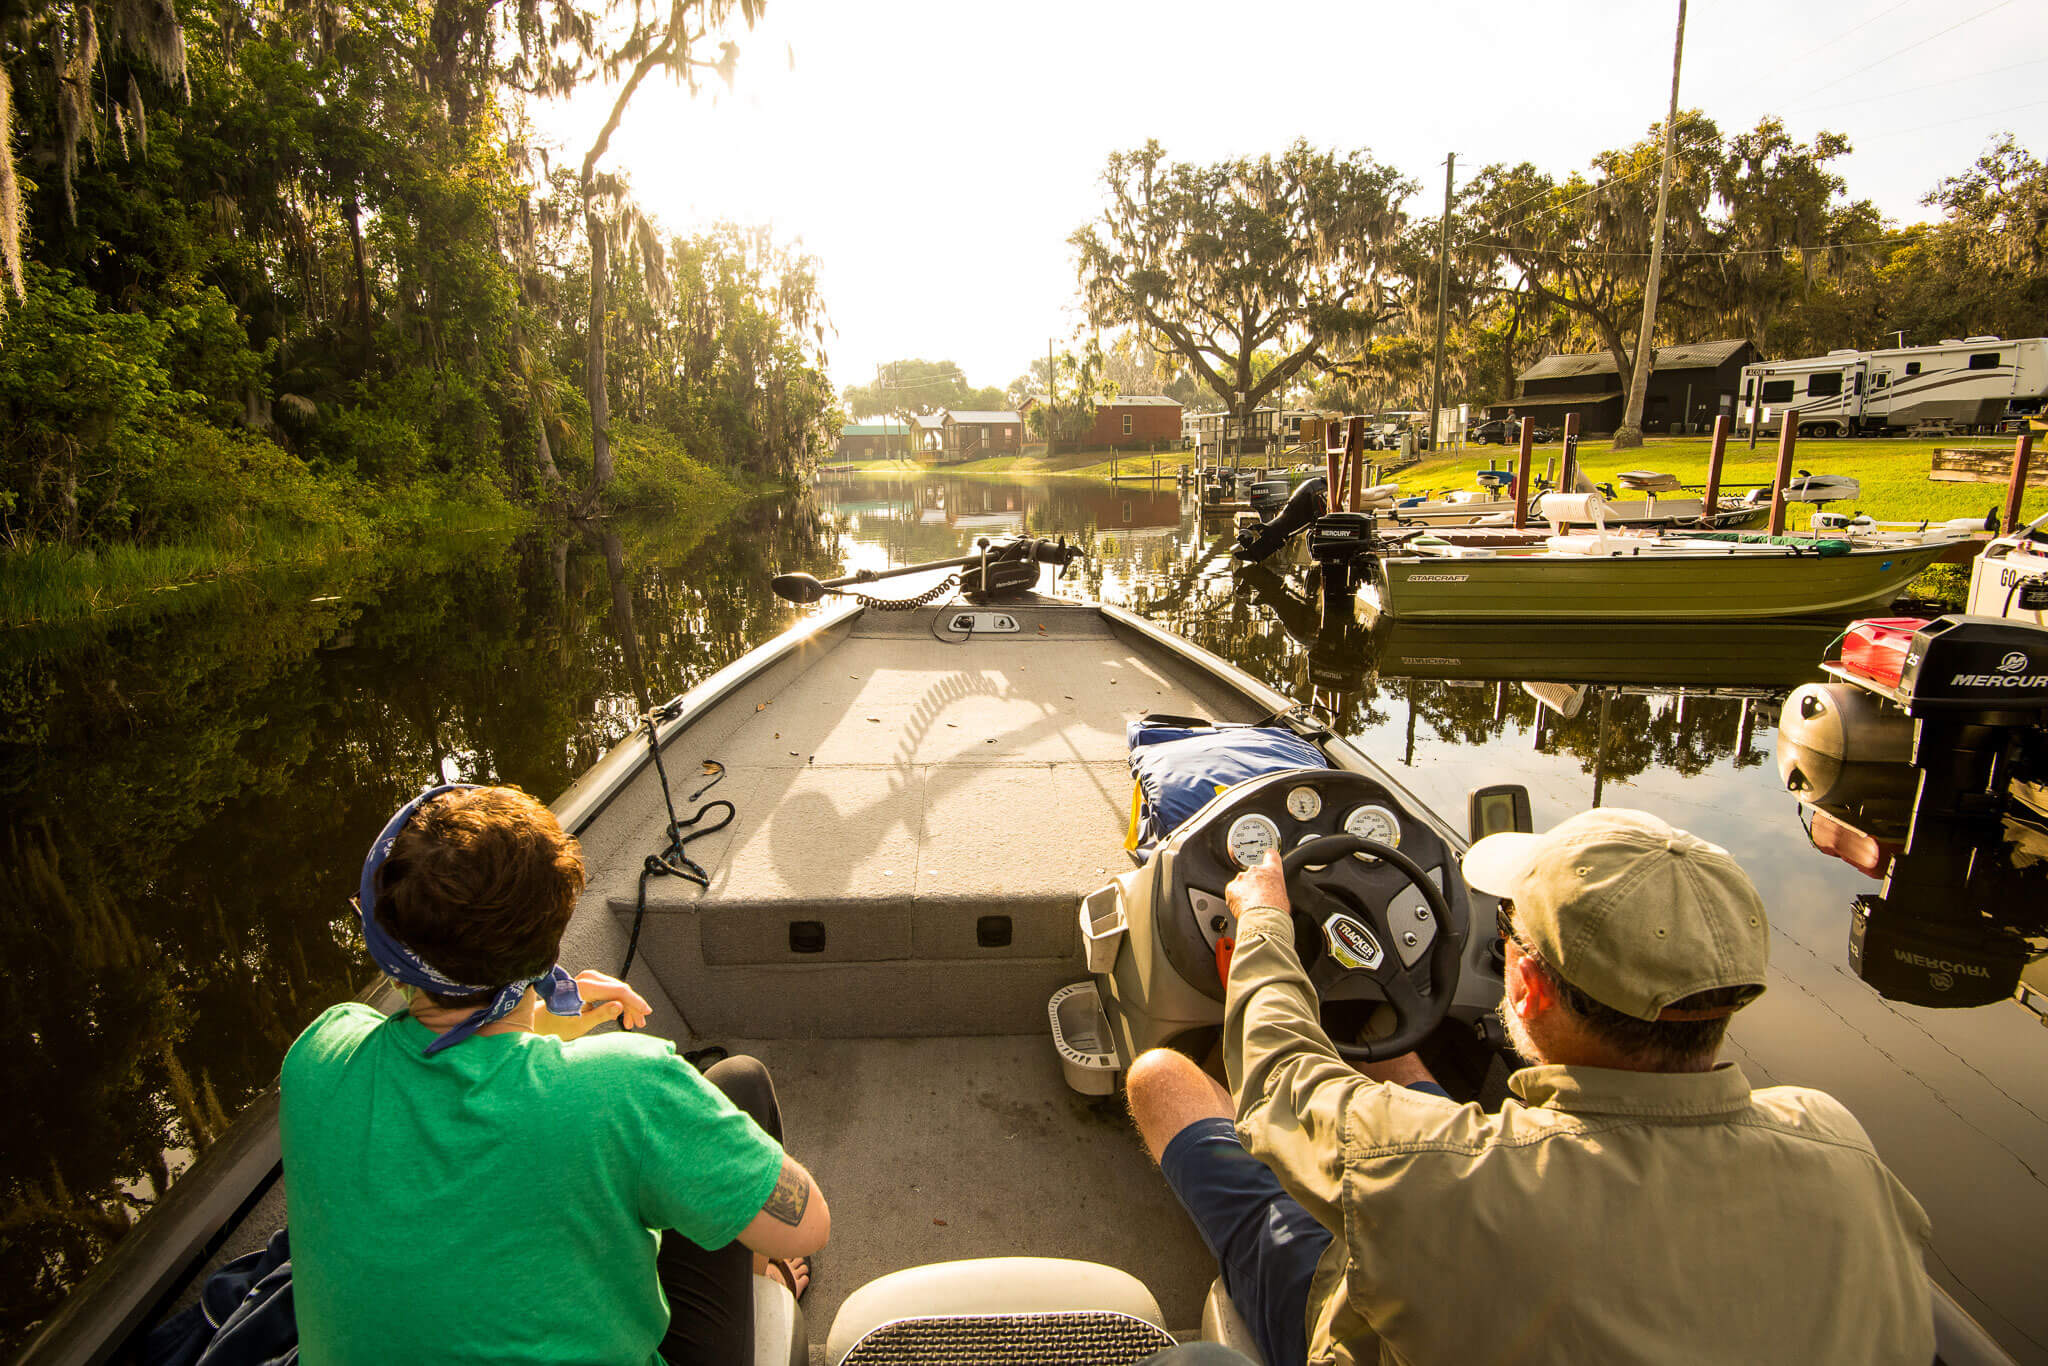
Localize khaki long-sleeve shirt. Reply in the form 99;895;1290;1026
1224;904;1936;1366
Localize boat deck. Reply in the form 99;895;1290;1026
571;598;1265;1342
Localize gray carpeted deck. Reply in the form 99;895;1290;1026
733;1035;1219;1348
562;599;1261;1346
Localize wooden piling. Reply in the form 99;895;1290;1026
1560;412;1581;491
2004;432;2035;534
1326;423;1344;509
1767;421;1798;536
1513;417;1535;529
1703;414;1729;523
1346;416;1366;512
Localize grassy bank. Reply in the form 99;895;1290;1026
1387;435;2047;526
840;447;1202;481
3;431;755;629
0;492;531;630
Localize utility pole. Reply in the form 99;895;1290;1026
1427;153;1455;456
1614;0;1687;451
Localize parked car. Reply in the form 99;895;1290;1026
1469;418;1555;445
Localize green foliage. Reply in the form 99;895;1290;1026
1074;139;1418;418
0;263;179;544
844;358;1005;418
606;421;744;512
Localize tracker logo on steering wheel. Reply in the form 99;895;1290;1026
1323;914;1385;972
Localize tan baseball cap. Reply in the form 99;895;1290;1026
1462;808;1769;1022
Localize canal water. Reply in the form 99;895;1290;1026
4;471;2045;1357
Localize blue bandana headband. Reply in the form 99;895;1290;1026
356;783;584;1055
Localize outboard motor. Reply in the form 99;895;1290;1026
1781;613;2048;1008
1234;477;1326;563
1307;510;1385;609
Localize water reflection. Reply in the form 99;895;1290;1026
820;470;2048;1359
0;497;842;1346
6;470;2048;1359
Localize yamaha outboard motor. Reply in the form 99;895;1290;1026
1234;477;1326;563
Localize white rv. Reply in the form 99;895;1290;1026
1735;335;2048;438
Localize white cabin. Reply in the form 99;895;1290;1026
1736;336;2048;438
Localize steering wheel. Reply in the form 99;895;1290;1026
1279;834;1460;1062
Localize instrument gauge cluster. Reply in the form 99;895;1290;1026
1225;814;1283;869
1342;804;1403;859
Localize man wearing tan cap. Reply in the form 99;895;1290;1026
1126;807;1935;1366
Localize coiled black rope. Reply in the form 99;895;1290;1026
619;704;735;978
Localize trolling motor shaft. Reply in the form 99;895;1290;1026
771;536;1081;605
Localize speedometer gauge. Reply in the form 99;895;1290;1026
1225;814;1283;869
1342;804;1402;860
1284;785;1322;821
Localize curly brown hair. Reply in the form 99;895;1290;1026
375;787;586;1006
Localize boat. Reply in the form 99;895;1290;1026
1360;494;1975;623
17;534;2016;1366
1965;510;2048;622
1384;472;1757;530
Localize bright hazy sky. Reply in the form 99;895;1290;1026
536;0;2048;398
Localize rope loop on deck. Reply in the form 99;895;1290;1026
620;711;734;979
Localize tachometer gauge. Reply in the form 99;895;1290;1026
1342;804;1402;860
1284;785;1322;821
1226;814;1283;869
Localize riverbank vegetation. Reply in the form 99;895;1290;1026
0;0;834;626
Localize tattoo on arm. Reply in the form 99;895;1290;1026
761;1158;810;1227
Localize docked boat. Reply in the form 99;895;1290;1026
1386;470;1756;530
1965;510;2048;623
18;535;2015;1366
1358;494;1976;623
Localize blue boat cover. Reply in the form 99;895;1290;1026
1125;720;1327;857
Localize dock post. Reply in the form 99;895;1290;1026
1561;412;1582;491
1748;396;1761;450
1703;414;1729;523
1326;428;1343;510
1347;420;1366;512
1767;421;1798;536
1513;417;1535;529
2003;431;2034;534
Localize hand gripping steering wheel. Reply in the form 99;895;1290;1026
1278;834;1460;1062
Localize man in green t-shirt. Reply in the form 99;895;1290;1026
281;784;830;1365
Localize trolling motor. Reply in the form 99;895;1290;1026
771;536;1082;608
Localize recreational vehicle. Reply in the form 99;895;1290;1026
1735;336;2048;438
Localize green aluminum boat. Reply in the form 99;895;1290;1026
1362;494;1971;623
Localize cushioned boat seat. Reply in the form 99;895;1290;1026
1536;491;1613;526
826;1258;1170;1366
754;1273;806;1366
1617;470;1682;493
1202;1278;1267;1365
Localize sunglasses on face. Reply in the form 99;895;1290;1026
1495;899;1525;952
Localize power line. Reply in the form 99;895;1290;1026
1788;0;2017;107
1786;55;2048;113
1856;95;2048;139
1734;0;1916;99
1458;228;1925;262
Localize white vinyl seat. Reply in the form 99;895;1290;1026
826;1257;1173;1366
752;1272;806;1366
1202;1278;1268;1365
1617;470;1682;493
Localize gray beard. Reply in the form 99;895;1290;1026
1496;995;1542;1066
